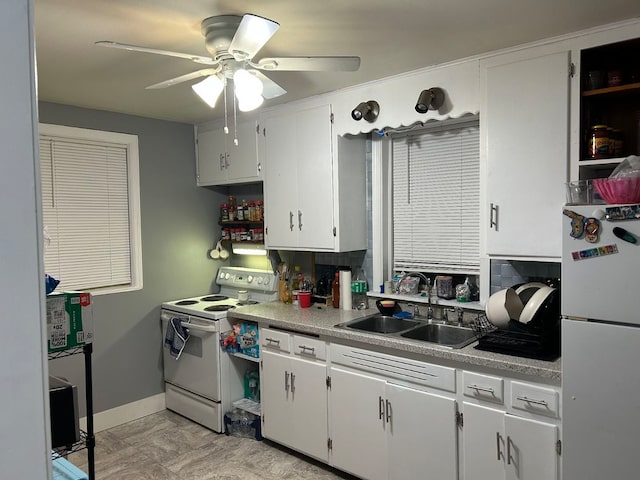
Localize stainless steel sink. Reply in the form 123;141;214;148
336;314;421;334
400;323;478;349
335;314;479;349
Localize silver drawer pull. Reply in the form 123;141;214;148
466;384;495;394
516;395;548;407
298;345;315;354
266;337;280;345
496;432;503;461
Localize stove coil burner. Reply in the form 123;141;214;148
175;300;199;306
200;295;229;302
237;300;259;306
204;304;236;312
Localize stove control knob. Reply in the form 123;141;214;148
219;271;225;279
224;273;230;280
247;275;254;284
257;277;263;285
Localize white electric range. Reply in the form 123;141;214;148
161;266;278;432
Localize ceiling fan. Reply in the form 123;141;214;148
96;13;361;112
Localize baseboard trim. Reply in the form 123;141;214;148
79;393;166;433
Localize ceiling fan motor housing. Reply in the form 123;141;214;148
202;15;242;59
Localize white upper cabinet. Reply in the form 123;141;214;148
195;120;261;186
261;102;367;252
481;49;570;258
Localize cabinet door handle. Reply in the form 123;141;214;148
466;384;495;394
516;395;548;407
265;337;280;346
219;153;225;171
290;372;296;393
378;396;384;421
385;399;392;424
298;210;303;231
289;211;294;231
257;162;262;172
496;432;503;461
490;203;499;230
225;152;230;169
284;371;289;392
506;435;512;465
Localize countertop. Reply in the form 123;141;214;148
229;301;561;382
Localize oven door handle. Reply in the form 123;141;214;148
182;323;218;333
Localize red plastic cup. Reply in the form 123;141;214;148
299;291;312;308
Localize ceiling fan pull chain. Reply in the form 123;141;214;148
223;80;229;135
233;84;239;146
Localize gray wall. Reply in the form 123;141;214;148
40;102;225;414
1;1;50;477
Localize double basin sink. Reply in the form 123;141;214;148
335;314;478;349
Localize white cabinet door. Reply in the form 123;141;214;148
329;366;387;480
462;402;559;480
386;383;458;480
196;127;226;186
261;348;329;462
290;355;329;462
504;414;558;480
263;108;300;248
225;121;260;182
196;121;260;186
462;402;507;480
261;350;292;448
483;50;569;257
263;104;335;250
293;105;334;250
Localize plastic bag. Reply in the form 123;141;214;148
610;155;640;178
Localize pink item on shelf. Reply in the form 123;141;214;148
593;177;640;205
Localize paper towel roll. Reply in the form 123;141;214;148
340;270;352;310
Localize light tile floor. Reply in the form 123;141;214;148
67;410;358;479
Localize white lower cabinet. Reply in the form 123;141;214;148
260;330;329;462
463;403;559;480
329;345;458;480
461;369;561;480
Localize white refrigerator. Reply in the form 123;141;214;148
561;204;640;480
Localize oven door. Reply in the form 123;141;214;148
161;312;221;401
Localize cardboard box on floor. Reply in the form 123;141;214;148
47;291;94;353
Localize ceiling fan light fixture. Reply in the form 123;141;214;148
192;74;224;108
233;69;264;111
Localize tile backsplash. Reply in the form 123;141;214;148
490;259;561;295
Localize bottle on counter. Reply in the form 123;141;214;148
332;271;340;308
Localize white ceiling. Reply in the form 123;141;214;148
35;0;640;125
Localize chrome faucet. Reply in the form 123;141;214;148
395;272;433;320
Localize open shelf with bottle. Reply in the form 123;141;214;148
579;37;640;179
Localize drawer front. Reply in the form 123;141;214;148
330;343;456;392
462;371;504;405
511;381;559;419
292;335;326;361
260;328;291;353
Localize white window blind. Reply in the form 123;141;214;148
39;126;140;292
392;118;480;274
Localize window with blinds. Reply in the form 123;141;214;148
39;124;142;293
392;118;480;274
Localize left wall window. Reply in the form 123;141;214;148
39;124;142;294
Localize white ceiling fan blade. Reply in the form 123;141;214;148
95;41;216;65
254;56;361;72
228;14;279;61
146;69;218;89
249;70;287;99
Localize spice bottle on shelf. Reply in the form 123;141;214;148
332;271;340;308
228;195;237;221
221;203;229;222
